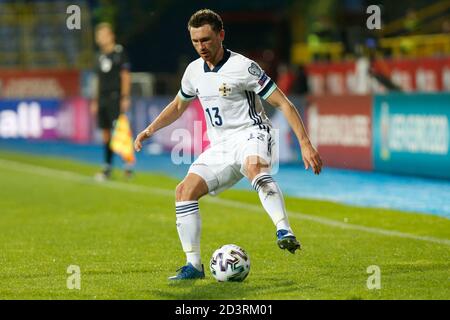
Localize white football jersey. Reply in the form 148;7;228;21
178;48;277;145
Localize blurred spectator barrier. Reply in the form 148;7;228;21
0;69;153;102
305;57;450;95
0;70;80;99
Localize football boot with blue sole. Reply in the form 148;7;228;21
168;263;205;280
277;229;301;254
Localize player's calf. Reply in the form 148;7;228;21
250;171;299;252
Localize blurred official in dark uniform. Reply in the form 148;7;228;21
91;22;133;180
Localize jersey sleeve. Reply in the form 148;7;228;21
120;49;131;71
243;60;277;100
178;66;197;101
114;45;131;71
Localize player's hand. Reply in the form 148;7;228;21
301;141;323;175
134;129;152;152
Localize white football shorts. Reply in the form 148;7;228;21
188;127;276;195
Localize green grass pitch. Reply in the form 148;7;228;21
0;151;449;300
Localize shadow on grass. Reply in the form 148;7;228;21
149;277;314;300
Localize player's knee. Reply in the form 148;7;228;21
175;181;200;201
175;182;184;201
245;156;269;180
246;164;259;179
246;163;268;180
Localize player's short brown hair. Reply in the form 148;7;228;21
188;9;223;33
95;22;114;34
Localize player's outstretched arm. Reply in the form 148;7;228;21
134;95;190;152
266;88;323;175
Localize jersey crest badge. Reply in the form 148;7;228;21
219;83;232;97
99;55;112;72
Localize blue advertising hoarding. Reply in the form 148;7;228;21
373;93;450;179
0;99;60;140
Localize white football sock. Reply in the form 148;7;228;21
251;173;292;233
175;201;202;271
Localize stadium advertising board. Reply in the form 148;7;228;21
130;97;209;157
0;99;60;140
0;98;92;142
306;95;373;170
58;97;92;143
0;70;80;99
373;93;450;179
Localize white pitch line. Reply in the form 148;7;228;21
0;157;449;247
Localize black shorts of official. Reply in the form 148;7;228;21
98;92;120;130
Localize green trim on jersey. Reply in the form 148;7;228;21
261;83;277;100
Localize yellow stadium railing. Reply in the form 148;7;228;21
291;0;450;64
379;34;450;59
291;42;345;65
291;33;450;64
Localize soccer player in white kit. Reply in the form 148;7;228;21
134;9;323;280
